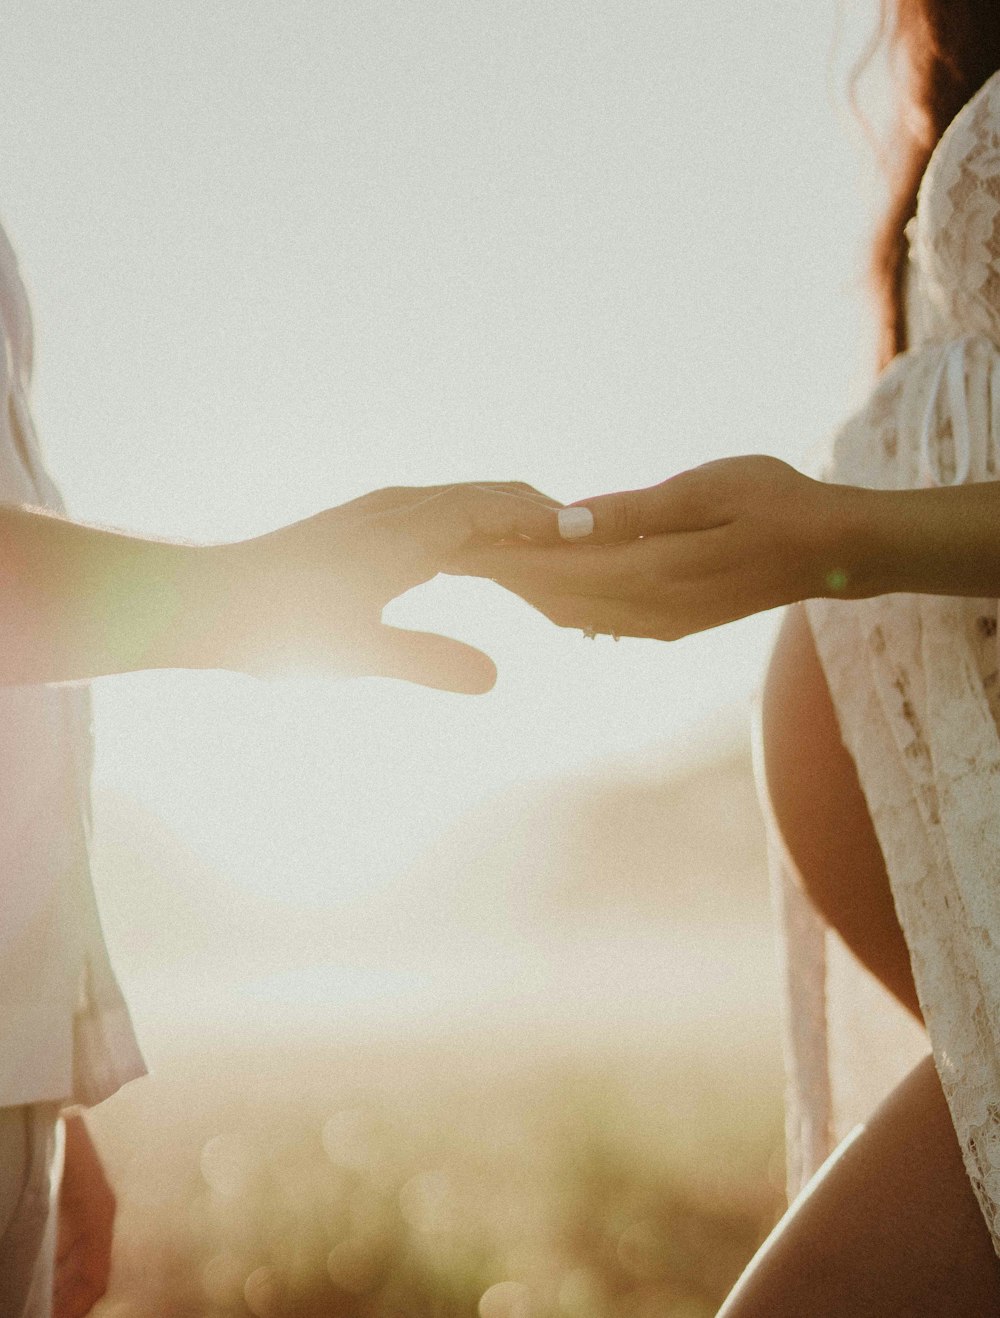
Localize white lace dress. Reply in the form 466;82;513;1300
760;67;1000;1254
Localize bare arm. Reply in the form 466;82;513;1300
0;504;238;683
449;457;1000;642
0;483;560;689
832;480;1000;600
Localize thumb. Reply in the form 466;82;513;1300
368;625;497;694
557;466;729;544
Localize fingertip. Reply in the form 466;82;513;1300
376;628;497;694
441;644;496;695
557;506;595;541
462;654;497;695
430;664;497;696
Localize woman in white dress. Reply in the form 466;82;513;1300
459;4;1000;1312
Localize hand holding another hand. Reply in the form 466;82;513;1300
449;457;850;641
233;482;561;691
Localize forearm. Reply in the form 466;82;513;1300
0;504;252;683
827;481;1000;600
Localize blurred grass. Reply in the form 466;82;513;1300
89;1028;785;1318
87;734;786;1316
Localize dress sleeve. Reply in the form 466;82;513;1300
819;334;1000;493
911;68;1000;349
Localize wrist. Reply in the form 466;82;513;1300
160;540;263;673
191;537;283;674
204;528;326;677
805;482;885;601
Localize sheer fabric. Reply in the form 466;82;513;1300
761;67;1000;1253
0;219;146;1109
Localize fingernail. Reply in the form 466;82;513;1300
558;507;594;540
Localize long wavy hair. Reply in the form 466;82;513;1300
856;1;1000;369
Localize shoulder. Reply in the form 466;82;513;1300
912;68;1000;342
917;69;1000;223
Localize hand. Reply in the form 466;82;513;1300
235;482;561;690
448;457;846;641
54;1116;115;1318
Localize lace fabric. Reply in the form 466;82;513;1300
764;67;1000;1251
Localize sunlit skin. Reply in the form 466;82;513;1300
36;459;1000;1312
452;457;1000;1312
452;453;1000;632
760;603;922;1026
0;480;560;691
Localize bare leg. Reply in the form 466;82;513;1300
717;1053;1000;1316
760;602;923;1024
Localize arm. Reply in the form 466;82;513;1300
0;483;559;689
448;456;1000;642
0;503;238;683
830;480;1000;600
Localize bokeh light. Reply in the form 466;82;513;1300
243;1265;285;1318
200;1132;254;1200
479;1280;537;1318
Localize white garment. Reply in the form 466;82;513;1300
761;67;1000;1255
0;218;146;1110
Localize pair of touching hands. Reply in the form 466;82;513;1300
245;455;841;691
53;458;835;1314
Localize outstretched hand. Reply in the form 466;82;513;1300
448;457;848;641
238;482;561;691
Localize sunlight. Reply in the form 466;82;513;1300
14;0;882;924
0;2;904;1311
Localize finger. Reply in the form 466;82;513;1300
386;486;564;556
557;466;732;544
510;562;757;640
343;482;562;518
461;483;564;517
450;522;734;597
475;482;562;508
509;590;672;640
446;539;649;597
500;584;717;642
367;625;497;694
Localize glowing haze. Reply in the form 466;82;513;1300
0;3;890;917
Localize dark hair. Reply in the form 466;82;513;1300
855;1;1000;369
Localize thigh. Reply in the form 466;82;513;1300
760;602;923;1024
717;1053;1000;1317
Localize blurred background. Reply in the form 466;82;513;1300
0;1;894;1313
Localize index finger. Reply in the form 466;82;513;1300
450;519;738;597
384;485;566;557
343;482;562;518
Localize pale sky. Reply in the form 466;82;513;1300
0;1;892;911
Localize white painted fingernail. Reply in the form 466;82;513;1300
558;507;594;540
